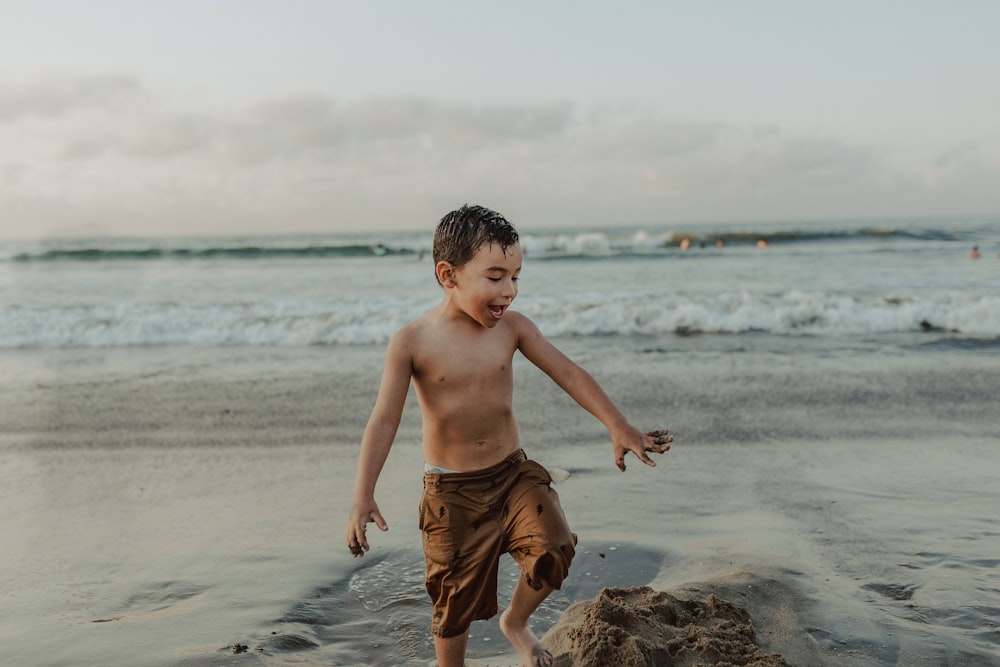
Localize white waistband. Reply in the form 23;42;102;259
424;462;462;474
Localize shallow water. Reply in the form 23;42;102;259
2;343;999;665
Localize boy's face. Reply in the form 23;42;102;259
446;241;522;328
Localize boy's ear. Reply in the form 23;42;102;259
435;261;457;287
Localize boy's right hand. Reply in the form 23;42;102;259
346;499;388;557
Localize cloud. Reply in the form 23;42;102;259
924;142;990;186
8;88;577;165
0;72;148;120
1;71;997;238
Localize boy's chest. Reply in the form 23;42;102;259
413;332;516;386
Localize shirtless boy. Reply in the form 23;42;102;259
345;204;672;667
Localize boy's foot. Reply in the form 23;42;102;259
499;609;554;667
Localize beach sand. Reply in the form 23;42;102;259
2;345;998;666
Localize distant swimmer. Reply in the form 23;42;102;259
757;239;769;249
679;238;691;251
715;239;724;248
969;246;981;259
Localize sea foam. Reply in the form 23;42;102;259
2;290;997;348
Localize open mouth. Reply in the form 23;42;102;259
488;305;506;319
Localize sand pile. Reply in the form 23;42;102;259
542;586;787;667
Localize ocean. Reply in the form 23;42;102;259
3;217;999;350
2;217;999;666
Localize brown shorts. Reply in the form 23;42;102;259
419;449;577;638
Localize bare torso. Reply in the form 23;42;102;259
407;308;521;471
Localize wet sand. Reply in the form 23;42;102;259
2;345;999;666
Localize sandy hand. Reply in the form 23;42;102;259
615;427;672;471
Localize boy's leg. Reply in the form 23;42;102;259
499;578;555;667
433;629;470;667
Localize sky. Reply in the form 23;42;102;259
1;0;999;239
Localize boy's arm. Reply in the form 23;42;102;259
513;313;672;471
346;330;413;557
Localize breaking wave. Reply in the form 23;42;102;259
2;290;997;348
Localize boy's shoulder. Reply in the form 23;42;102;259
394;308;439;339
389;308;452;352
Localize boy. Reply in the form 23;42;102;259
346;205;672;667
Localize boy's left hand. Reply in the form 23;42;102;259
614;428;672;471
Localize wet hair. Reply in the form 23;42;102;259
433;204;519;283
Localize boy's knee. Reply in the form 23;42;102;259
522;536;577;591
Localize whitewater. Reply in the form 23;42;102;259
1;217;997;350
